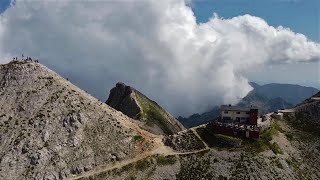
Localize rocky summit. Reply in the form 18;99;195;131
0;61;160;180
106;82;185;135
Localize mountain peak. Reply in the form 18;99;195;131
106;82;185;135
0;60;158;179
249;82;260;89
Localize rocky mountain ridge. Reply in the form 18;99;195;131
177;107;220;128
106;82;185;135
0;61;160;180
285;91;320;136
1;60;320;180
238;91;293;115
249;83;318;105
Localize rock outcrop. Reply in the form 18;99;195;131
285;91;320;135
0;61;158;180
106;82;185;135
163;129;206;152
106;83;141;118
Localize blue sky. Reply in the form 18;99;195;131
191;0;319;42
0;0;10;14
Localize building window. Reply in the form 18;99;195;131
224;111;228;114
236;112;240;114
223;116;231;120
246;112;250;114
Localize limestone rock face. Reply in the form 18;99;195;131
106;82;185;135
163;129;206;152
106;82;141;118
0;61;156;180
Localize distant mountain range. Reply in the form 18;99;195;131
177;106;220;128
238;82;318;115
178;82;318;128
246;82;318;105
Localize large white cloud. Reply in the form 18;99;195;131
0;0;319;116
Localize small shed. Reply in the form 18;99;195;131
271;112;283;120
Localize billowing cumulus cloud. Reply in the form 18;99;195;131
0;0;319;116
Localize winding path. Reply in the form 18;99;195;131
68;128;210;180
68;144;209;180
190;128;209;149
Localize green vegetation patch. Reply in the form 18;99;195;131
218;175;228;180
132;135;144;142
135;158;150;171
244;121;283;154
273;121;284;133
88;156;156;179
196;126;242;149
134;92;173;135
285;132;294;141
155;155;177;165
269;142;283;154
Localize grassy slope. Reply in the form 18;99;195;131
196;126;242;149
243;121;283;154
79;154;178;180
133;91;174;135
